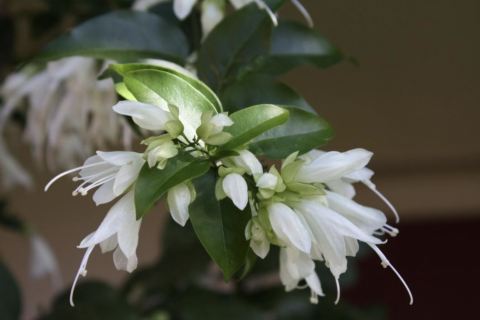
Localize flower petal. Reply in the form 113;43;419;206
256;173;278;189
99;234;118;254
167;183;191;226
112;101;172;130
97;151;144;166
229;150;263;175
93;179;117;206
223;173;249;210
210;113;233;127
174;0;198;20
113;158;145;196
113;246;138;273
117;211;142;259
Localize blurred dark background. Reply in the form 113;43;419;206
0;0;479;319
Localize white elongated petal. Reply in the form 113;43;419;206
268;203;311;253
113;247;138;273
210;113;233;127
132;0;169;10
78;155;112;180
113;158;145;196
112;101;172;130
230;150;263;175
295;149;373;184
298;149;326;164
201;0;225;36
256;173;278;189
29;234;61;289
229;0;254;9
345;237;359;257
325;179;356;199
344;167;374;182
174;0;198;20
306;273;324;297
117;211;142;259
223;173;248;210
99;234;118;254
97;151;144;166
250;239;270;259
0;136;33;189
79;191;135;248
279;248;299;291
325;190;387;234
167;183;191;226
93;179;117;205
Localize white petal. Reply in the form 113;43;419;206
279;248;299;291
97;151;144;166
112;101;172;130
295;149;373;184
174;0;198;20
345;237;359;257
93;179;117;205
298;149;326;164
344;167;374;182
210;113;233;127
256;173;278;190
201;0;225;36
113;158;145;196
306;273;324;297
167;183;191;226
223;173;248;210
113;246;138;273
79;191;135;248
99;234;118;254
29;234;61;288
117;211;142;259
268;203;311;253
229;0;254;9
230;150;263;175
250;239;270;259
325;179;356;199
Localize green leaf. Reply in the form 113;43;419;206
220;75;315;113
110;63;222;112
211;150;240;161
0;257;21;320
135;150;210;219
258;19;345;76
189;170;252;282
221;104;289;150
238;248;258;281
248;106;334;159
124;69;218;132
196;0;289;92
36;10;189;64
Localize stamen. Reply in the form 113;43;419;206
254;0;278;26
368;244;414;305
45;161;107;192
334;277;341;304
75;166;118;181
80;174;117;194
70;245;95;307
310;290;318;304
363;181;400;223
383;224;399;237
292;0;314;27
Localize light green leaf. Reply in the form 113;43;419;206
221;104;289;150
258;19;345;76
109;63;222;112
196;0;289;92
249;106;334;159
124;70;218;133
220;75;315;113
189;170;252;282
36;10;189;64
135;150;210;219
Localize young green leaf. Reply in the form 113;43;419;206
221;104;289;151
196;0;289;92
248;106;334;159
124;69;218;133
109;63;222;112
257;19;345;77
220;75;315;113
189;170;252;282
36;10;189;64
135;150;210;219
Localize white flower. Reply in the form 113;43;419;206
249;220;270;258
225;149;263;175
71;191;142;306
197;111;234;145
222;173;248;210
267;202;311;254
295;149;373;184
167;183;192;226
45;151;145;205
280;247;324;304
147;140;179;169
174;0;199;20
201;0;226;37
0;136;33;189
113;101;174;131
29;234;62;289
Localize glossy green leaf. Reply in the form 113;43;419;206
258;19;345;76
248;106;334;159
196;0;288;92
0;257;21;320
220;75;315;113
124;69;218;133
37;10;189;64
238;249;258;281
221;104;289;150
110;63;222;112
189;170;252;282
135;150;210;219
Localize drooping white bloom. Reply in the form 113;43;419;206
71;191;142;306
0;136;33;189
29;233;62;289
222;173;248;210
226;149;263;175
167;183;192;226
113;101;174;131
280;247;324;304
45;151;145;205
267;202;311;254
